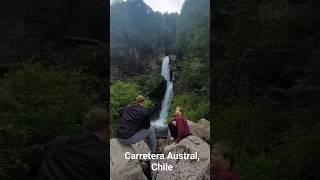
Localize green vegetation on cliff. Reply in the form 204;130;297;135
169;0;210;121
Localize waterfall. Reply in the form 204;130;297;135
151;56;174;127
161;56;170;81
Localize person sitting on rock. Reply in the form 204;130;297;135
116;95;157;153
168;106;191;143
35;107;108;180
211;141;240;180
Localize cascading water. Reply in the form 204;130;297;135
151;56;174;127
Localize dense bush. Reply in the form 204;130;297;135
169;94;209;122
0;63;94;179
110;81;154;135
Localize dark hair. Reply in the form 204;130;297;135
83;107;108;132
213;141;235;168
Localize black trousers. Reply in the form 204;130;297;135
168;122;178;138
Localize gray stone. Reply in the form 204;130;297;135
153;135;210;180
110;138;149;180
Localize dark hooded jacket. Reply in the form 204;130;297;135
116;104;150;139
36;133;107;180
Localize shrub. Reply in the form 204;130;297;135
110;81;154;134
0;63;92;179
168;94;209;122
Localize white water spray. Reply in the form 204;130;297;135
151;56;174;127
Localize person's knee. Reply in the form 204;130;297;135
117;138;131;145
148;127;155;134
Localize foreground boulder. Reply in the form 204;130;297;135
198;118;210;131
153;135;210;180
156;138;168;153
110;138;149;180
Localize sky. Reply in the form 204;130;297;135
110;0;185;13
143;0;185;13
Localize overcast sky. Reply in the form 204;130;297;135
110;0;185;13
143;0;185;13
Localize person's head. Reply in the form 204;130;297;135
211;141;235;172
136;95;145;106
175;106;183;116
83;107;108;141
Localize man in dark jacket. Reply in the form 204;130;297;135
36;107;108;180
117;95;157;153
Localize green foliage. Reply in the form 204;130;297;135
169;94;209;122
0;63;93;179
0;63;91;140
177;57;209;91
0;125;31;180
213;102;278;179
214;101;281;151
170;0;210;124
110;81;154;135
276;124;320;179
237;153;279;180
176;0;210;54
